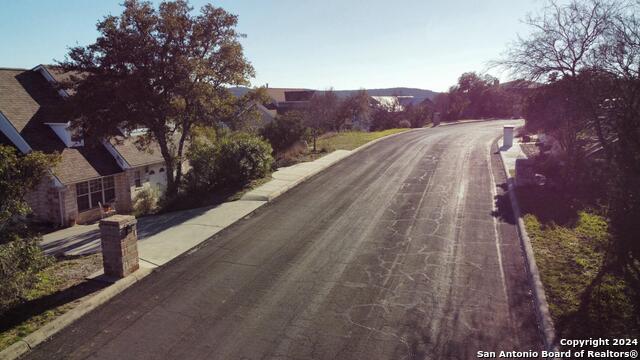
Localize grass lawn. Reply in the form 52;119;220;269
316;128;409;152
516;187;640;343
274;128;411;167
0;254;105;352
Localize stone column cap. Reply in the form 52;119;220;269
99;214;137;228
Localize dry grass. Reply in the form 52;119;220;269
279;128;411;166
316;128;409;152
0;254;105;351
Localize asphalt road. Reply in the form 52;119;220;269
25;120;543;360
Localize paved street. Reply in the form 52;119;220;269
25;120;542;360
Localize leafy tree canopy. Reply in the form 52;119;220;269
58;0;255;196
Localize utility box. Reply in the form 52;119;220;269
503;125;515;148
432;112;441;126
99;214;139;278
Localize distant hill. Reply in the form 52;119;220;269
228;86;439;103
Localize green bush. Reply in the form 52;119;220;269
133;187;159;217
260;111;307;153
187;132;273;190
398;119;411;128
0;237;52;315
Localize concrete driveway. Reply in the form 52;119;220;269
26;120;542;360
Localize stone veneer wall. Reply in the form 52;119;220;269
61;183;77;225
24;175;61;225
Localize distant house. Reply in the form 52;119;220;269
227;86;278;127
242;101;278;130
262;88;315;114
0;65;168;226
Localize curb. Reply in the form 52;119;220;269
0;268;153;360
497;141;557;352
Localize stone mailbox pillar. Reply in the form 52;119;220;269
503;125;515;148
99;214;139;278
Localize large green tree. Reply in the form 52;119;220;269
58;0;255;197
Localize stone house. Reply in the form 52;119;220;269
0;65;167;226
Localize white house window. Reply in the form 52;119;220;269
76;176;116;212
134;171;142;188
103;176;116;202
76;182;90;212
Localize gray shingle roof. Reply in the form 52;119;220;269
0;68;121;184
109;135;164;167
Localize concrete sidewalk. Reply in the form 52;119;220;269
499;137;528;172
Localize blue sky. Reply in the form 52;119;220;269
0;0;543;92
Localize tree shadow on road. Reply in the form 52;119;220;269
492;182;516;225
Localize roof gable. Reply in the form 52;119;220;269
0;68;66;133
0;67;121;184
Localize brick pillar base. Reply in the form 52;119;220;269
99;214;139;278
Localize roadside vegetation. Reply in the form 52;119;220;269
494;0;640;343
0;255;103;351
262;89;429;167
0;146;58;315
161;130;274;212
0;145;106;351
433;72;525;121
316;128;409;152
517;188;639;339
271;128;412;167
